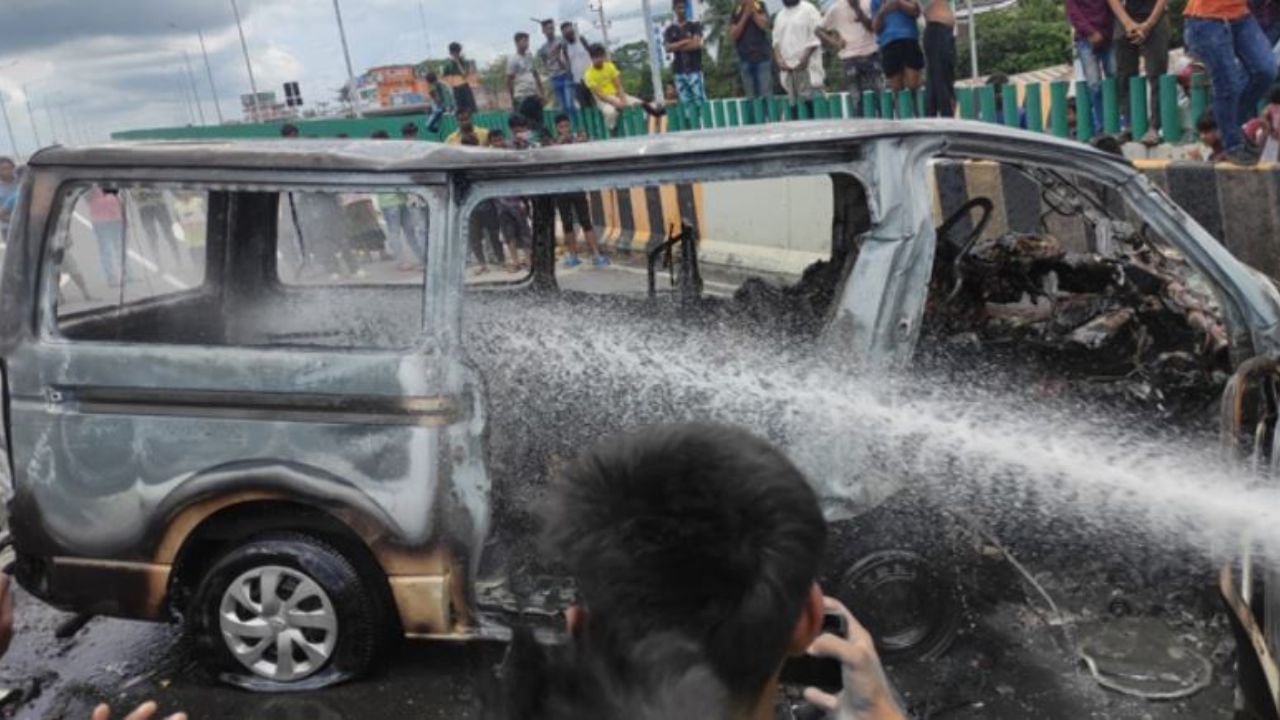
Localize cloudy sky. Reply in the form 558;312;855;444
0;0;681;157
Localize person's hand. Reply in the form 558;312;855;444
91;702;187;720
1087;30;1105;48
0;576;13;659
803;597;906;720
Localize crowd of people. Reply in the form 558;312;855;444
416;0;1280;163
1068;0;1280;162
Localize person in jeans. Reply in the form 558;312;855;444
87;187;124;287
1109;0;1170;143
507;32;546;132
424;71;455;135
538;19;576;119
1184;0;1278;162
731;0;774;107
872;0;924;102
665;0;708;105
922;0;957;117
773;0;825;117
442;42;478;115
583;44;665;135
817;0;884;117
1067;0;1116;135
562;22;596;110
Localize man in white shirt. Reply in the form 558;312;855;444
561;22;595;109
817;0;884;117
773;0;825;115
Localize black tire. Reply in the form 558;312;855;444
823;499;961;663
188;532;388;690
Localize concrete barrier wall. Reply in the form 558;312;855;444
579;162;1280;281
585;176;832;277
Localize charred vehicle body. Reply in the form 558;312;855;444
0;122;1277;711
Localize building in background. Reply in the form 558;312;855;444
240;92;295;123
356;65;429;112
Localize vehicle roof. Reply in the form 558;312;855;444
28;119;1132;175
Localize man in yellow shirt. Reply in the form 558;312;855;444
444;110;491;146
584;44;664;135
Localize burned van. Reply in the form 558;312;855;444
0;123;1278;712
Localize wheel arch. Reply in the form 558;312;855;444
163;496;399;635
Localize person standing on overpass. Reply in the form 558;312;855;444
1183;0;1277;163
507;32;547;133
442;43;479;114
1109;0;1171;144
817;0;884;118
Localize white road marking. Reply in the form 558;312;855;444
73;211;190;291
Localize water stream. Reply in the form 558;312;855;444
466;291;1280;562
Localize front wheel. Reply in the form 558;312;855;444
188;532;389;690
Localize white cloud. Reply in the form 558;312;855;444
0;0;693;157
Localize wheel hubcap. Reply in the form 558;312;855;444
219;565;338;682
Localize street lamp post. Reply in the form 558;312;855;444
332;0;363;118
197;31;226;124
0;92;20;159
640;0;664;105
966;0;979;79
21;84;40;149
181;50;207;125
44;103;57;144
230;0;263;122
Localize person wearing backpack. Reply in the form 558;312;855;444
817;0;884;117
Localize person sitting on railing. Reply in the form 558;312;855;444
583;44;665;136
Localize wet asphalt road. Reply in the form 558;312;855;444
0;588;505;720
0;584;1237;720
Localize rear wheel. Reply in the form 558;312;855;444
188;532;388;689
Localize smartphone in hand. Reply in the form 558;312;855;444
779;609;848;692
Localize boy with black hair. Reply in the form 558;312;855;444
443;42;479;114
539;18;577;117
503;423;906;720
1195;110;1228;161
508;32;547;131
561;22;596;109
583;44;665;135
425;71;455;134
664;0;708;105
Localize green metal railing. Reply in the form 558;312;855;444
112;72;1211;147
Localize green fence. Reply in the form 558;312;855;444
112;72;1210;146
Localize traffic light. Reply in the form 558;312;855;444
284;82;303;108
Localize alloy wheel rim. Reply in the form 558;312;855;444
219;565;338;682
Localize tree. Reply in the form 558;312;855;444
611;41;661;101
955;0;1189;80
481;55;509;105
